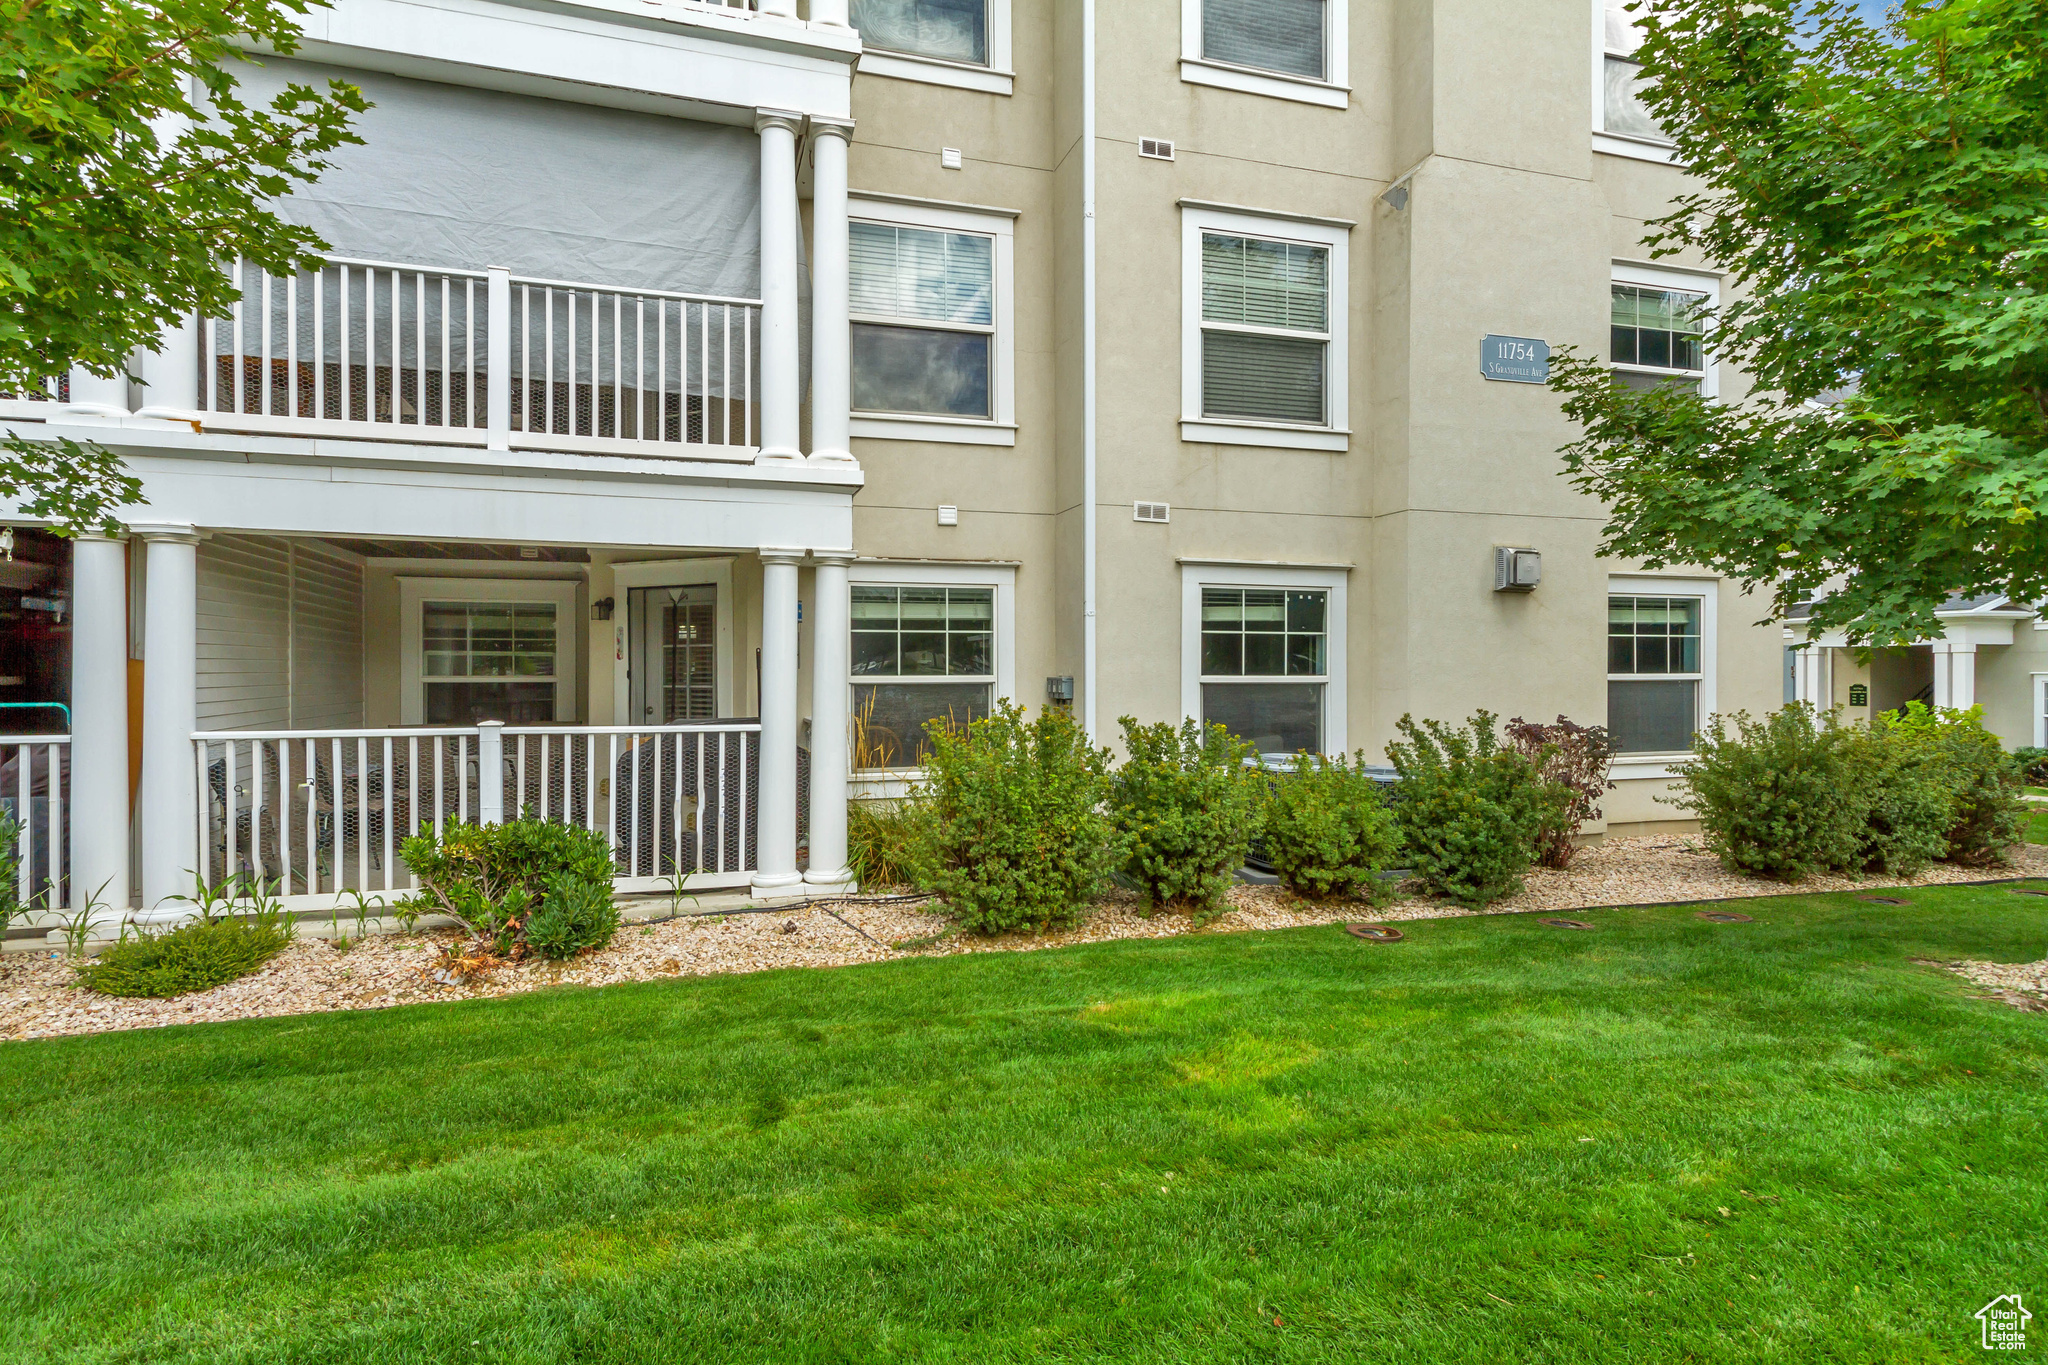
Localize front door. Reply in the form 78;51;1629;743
628;584;718;722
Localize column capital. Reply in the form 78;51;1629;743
128;520;202;543
760;546;808;566
808;115;856;141
754;109;805;136
810;548;856;566
69;529;126;544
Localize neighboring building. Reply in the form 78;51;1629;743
0;0;1785;929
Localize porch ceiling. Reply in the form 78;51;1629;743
322;539;592;563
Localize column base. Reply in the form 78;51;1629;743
807;448;858;466
803;867;856;893
131;406;206;432
750;871;807;898
132;904;198;929
754;445;805;465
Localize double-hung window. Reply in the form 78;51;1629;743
1183;565;1346;757
1182;0;1347;106
1182;207;1349;451
851;584;995;770
1599;0;1666;142
849;202;1015;443
1610;265;1715;395
1608;592;1705;755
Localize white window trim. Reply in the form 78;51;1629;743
398;576;580;726
1181;205;1350;453
847;560;1016;785
1180;0;1349;109
1611;261;1720;399
2032;672;2048;748
609;557;737;724
847;195;1016;448
854;0;1013;96
1608;573;1716;777
1591;0;1682;164
1181;562;1347;754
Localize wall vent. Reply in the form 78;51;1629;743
1134;501;1171;524
1139;138;1175;161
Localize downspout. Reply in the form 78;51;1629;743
1081;0;1098;740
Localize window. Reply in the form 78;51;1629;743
1608;593;1704;755
851;0;986;64
850;0;1012;94
399;577;578;725
849;199;1015;445
1182;563;1347;756
1182;0;1348;106
852;585;995;770
1182;206;1350;451
1600;0;1664;141
1612;265;1717;396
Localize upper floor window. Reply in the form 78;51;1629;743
1611;265;1716;395
850;221;994;420
1181;205;1349;451
1601;0;1666;142
1181;0;1348;107
1202;0;1325;80
851;0;988;66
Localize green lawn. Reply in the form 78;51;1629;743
4;887;2046;1364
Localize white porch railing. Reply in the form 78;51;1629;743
198;256;761;457
193;721;765;912
1;735;69;919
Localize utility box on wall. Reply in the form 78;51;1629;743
1493;547;1542;593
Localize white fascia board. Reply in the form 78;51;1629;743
74;451;856;552
289;0;856;121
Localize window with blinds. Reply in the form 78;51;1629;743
1200;232;1329;427
1201;0;1326;80
850;0;989;66
1601;0;1665;140
850;221;995;419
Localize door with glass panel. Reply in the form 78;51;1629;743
629;585;718;723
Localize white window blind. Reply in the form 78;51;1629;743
1200;233;1329;427
1602;0;1664;140
850;0;989;66
1202;0;1326;80
850;221;996;418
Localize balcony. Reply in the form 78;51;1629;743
199;257;762;460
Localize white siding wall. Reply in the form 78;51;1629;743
196;535;364;729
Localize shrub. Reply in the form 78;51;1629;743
0;806;22;936
1504;715;1616;869
79;904;294;998
847;797;927;890
907;700;1123;935
1110;717;1265;915
1883;703;2026;866
1386;711;1553;907
1843;725;1953;877
397;816;618;959
2011;746;2048;786
1260;751;1402;900
1668;704;1864;880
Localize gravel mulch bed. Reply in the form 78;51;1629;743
6;835;2048;1042
1943;957;2048;1012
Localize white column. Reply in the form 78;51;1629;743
1931;641;1954;710
754;550;804;894
136;524;200;918
806;552;853;888
63;366;129;420
809;119;857;466
1793;646;1817;707
754;111;804;465
810;0;851;27
133;314;202;422
68;534;130;933
1934;639;1977;710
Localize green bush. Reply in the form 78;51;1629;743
1386;711;1553;907
0;806;22;935
2011;745;2048;786
1260;751;1402;900
79;908;294;998
847;797;927;890
398;816;618;959
907;700;1123;935
1668;704;1863;881
1843;726;1953;877
1883;703;2025;866
1109;717;1265;915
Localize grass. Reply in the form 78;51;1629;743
4;885;2047;1363
2026;809;2048;844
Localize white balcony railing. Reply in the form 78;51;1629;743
199;257;760;458
2;735;70;919
193;721;767;912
